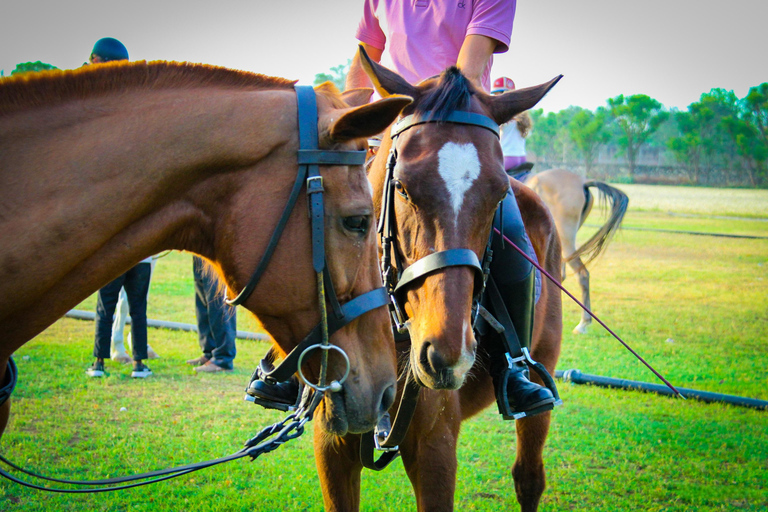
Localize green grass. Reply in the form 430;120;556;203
2;186;767;511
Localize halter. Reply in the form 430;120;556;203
379;110;499;334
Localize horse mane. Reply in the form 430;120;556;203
414;66;473;121
0;60;296;116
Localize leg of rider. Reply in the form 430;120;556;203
487;190;555;416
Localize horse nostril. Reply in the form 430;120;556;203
421;341;447;373
380;383;396;414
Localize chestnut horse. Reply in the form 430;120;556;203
526;168;628;334
0;62;412;442
312;50;563;511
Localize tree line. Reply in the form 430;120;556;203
310;61;766;188
8;60;765;187
528;85;768;188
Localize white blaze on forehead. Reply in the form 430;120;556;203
437;142;481;226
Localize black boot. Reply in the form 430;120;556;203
486;272;556;420
247;376;300;408
245;349;301;411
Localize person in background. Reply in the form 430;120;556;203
87;261;154;378
87;37;129;64
84;37;153;379
492;76;534;181
186;256;237;373
110;256;161;364
249;0;557;419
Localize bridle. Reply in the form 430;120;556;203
0;84;391;492
361;108;502;470
229;84;390;394
378;109;500;336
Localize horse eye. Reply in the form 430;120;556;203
393;180;409;201
342;215;370;234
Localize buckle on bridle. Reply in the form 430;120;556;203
306;175;324;193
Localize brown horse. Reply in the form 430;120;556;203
525;168;628;334
313;50;563;512
0;61;412;441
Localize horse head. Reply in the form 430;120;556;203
360;46;560;390
215;82;411;435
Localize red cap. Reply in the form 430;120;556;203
491;76;515;94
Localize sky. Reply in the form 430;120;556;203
0;0;764;113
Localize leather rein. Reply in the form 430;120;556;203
360;109;500;470
0;84;390;492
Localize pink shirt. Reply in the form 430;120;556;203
355;0;516;92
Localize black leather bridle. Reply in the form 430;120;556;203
361;109;501;471
378;110;499;335
230;84;391;394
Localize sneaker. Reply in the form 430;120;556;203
194;361;232;373
186;355;209;366
86;360;105;378
131;363;153;378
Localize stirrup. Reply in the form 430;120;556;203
496;348;562;420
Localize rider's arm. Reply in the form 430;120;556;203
345;42;384;90
456;34;498;89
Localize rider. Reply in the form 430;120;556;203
250;0;556;418
492;76;534;182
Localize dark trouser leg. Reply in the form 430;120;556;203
486;191;554;418
94;273;127;359
193;256;236;369
123;263;152;361
193;256;214;360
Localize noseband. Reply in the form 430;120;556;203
379;110;500;333
228;85;390;392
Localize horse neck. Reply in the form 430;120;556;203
0;86;297;346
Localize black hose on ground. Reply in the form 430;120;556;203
556;369;768;410
64;309;270;341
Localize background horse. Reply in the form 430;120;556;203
313;49;562;512
0;61;412;440
525;168;628;334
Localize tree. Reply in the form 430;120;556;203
723;83;768;186
11;61;58;75
668;89;740;184
568;108;611;175
606;94;669;179
313;59;351;91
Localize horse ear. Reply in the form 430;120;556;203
357;44;419;100
329;95;413;143
487;75;563;125
341;87;374;107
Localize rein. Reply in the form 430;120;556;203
0;84;392;492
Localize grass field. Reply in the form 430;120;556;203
1;185;767;511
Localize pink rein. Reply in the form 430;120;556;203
494;227;685;399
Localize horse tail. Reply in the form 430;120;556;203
566;181;629;266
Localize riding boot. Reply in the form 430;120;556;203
245;348;300;410
484;191;556;419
